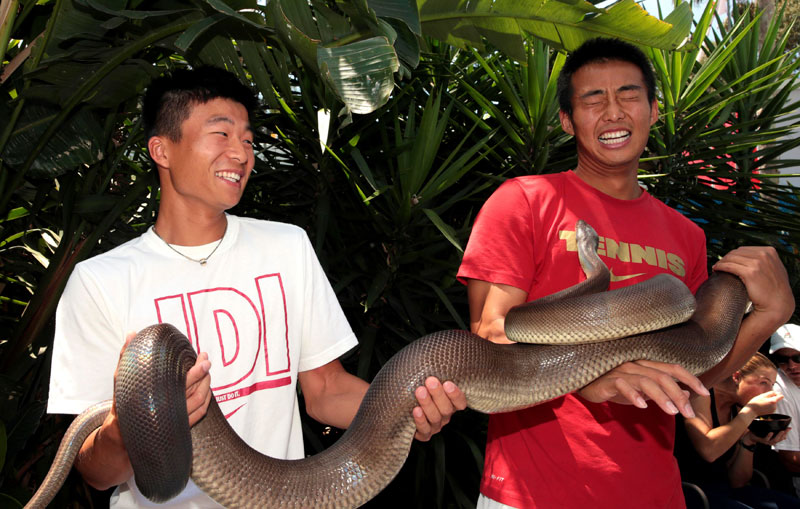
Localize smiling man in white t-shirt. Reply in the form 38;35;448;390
48;66;466;507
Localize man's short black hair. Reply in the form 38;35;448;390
142;66;259;142
557;38;657;116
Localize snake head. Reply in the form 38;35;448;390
575;220;598;253
575;220;606;287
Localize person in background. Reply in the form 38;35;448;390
771;323;800;496
676;352;797;508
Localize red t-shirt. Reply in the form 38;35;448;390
458;171;707;508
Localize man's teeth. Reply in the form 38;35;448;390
216;171;241;183
598;130;631;144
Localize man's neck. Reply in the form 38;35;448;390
153;207;228;246
573;164;642;200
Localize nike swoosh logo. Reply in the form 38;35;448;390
224;403;246;419
609;269;646;282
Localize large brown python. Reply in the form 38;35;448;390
25;221;749;508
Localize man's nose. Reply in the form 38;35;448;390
227;137;249;163
603;98;625;121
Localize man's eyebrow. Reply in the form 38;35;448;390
206;115;253;133
206;115;234;125
579;89;606;99
578;84;643;100
617;84;643;93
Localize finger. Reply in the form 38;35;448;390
424;377;455;421
771;429;787;441
442;381;467;411
579;362;694;407
713;247;792;314
618;387;648;408
635;376;693;418
415;385;444;432
652;373;694;417
712;249;757;275
712;246;775;273
624;362;697;416
185;354;210;397
609;377;648;408
635;360;709;397
187;374;212;426
185;353;212;426
186;352;212;389
579;369;636;405
412;406;432;442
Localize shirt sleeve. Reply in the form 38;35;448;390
48;263;125;414
297;232;358;372
457;179;537;291
775;379;800;452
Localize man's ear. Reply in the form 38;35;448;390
148;136;170;169
649;99;659;126
559;110;575;136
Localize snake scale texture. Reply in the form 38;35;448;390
25;221;749;508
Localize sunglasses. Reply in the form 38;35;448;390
774;354;800;365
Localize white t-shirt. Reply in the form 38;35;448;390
773;369;800;496
774;370;800;452
48;215;358;507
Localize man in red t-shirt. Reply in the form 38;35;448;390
458;38;794;508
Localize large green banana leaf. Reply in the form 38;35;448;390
419;0;692;60
272;0;694;113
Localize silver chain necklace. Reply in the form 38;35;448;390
152;221;227;266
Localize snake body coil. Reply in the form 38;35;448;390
26;221;749;508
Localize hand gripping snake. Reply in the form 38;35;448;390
25;221;749;508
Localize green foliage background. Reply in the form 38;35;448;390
0;0;799;507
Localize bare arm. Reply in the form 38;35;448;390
684;391;782;463
298;359;369;430
467;279;707;418
683;394;738;463
74;408;133;490
700;247;794;387
75;333;212;490
467;279;527;344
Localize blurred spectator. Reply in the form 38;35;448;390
771;324;800;497
675;353;798;508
